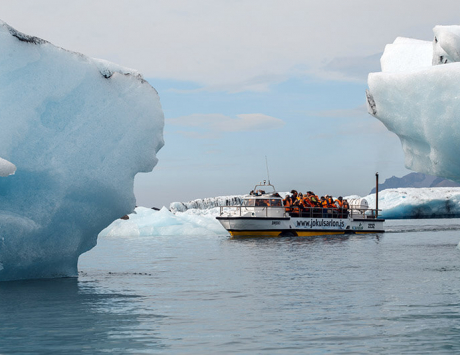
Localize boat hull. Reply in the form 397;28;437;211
217;215;384;238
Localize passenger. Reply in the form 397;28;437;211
304;192;318;216
290;205;300;217
283;194;292;213
335;196;344;208
320;196;328;208
249;190;254;195
325;195;334;207
335;196;344;217
313;193;321;207
299;195;312;217
283;194;291;205
303;195;315;208
320;196;329;217
327;195;339;217
342;199;350;218
292;197;301;206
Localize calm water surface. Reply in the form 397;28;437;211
2;219;460;354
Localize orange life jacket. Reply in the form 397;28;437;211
304;197;315;207
301;198;310;208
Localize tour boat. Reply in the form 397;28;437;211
216;181;384;238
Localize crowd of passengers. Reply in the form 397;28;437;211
249;189;350;217
283;190;349;210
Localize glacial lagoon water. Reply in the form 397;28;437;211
2;219;460;354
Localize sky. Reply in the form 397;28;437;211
2;0;460;207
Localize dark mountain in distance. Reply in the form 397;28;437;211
370;172;460;194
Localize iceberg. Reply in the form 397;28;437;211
99;207;227;237
367;26;460;182
348;187;460;219
0;20;164;281
170;195;244;213
101;195;249;237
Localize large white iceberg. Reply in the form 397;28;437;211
349;187;460;219
367;25;460;182
0;21;164;281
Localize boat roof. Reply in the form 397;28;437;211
244;193;282;199
247;180;281;197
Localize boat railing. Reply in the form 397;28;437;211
349;207;382;219
219;205;382;219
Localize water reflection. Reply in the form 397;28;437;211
228;234;352;245
0;277;167;354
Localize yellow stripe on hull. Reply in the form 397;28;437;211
229;230;346;238
296;231;345;237
229;231;281;238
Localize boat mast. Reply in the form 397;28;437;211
265;156;271;185
375;172;379;219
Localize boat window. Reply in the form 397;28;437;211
255;199;269;206
270;199;282;207
242;199;255;207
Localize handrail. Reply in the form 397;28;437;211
219;205;382;219
251;180;277;195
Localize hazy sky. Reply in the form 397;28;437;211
2;1;459;207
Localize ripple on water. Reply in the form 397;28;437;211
1;219;460;353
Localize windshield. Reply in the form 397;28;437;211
270;199;282;207
242;199;255;207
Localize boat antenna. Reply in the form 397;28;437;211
265;156;271;184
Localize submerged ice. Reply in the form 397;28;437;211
367;25;460;182
0;20;164;281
